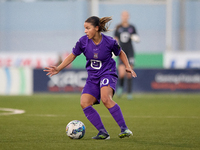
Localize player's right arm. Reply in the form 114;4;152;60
44;53;77;77
119;50;137;78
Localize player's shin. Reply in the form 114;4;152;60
83;106;108;134
108;104;128;132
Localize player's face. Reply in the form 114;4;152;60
121;11;129;23
84;22;98;39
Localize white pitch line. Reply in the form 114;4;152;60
0;108;25;116
22;114;200;119
25;114;62;117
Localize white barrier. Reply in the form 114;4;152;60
0;67;33;95
164;52;200;69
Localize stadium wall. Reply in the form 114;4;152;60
2;51;200;69
0;52;163;69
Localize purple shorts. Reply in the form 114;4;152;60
82;75;118;104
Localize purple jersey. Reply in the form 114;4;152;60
72;34;121;80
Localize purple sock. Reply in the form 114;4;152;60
109;104;128;132
83;106;107;134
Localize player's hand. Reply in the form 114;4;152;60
126;68;137;78
43;65;59;77
131;34;140;43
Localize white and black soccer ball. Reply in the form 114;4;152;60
66;120;86;139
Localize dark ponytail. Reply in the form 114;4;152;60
85;16;112;32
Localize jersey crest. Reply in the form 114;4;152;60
93;53;98;59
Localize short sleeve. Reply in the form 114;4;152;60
72;39;83;56
114;25;120;38
114;28;118;37
112;39;121;56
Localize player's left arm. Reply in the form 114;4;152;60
119;50;137;78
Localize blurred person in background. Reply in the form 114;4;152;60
114;11;140;99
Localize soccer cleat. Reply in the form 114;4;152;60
127;94;133;100
118;129;133;138
92;132;110;140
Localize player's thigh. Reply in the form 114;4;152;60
118;64;126;78
80;94;97;109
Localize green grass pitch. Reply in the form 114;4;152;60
0;93;200;150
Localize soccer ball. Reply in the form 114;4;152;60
66;120;86;139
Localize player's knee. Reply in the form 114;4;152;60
80;99;93;109
101;95;111;106
102;96;116;108
80;102;88;109
80;100;88;109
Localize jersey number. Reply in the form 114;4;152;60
120;32;130;43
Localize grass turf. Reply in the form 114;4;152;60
0;93;200;150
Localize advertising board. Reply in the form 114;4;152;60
34;69;87;93
34;69;200;93
134;69;200;92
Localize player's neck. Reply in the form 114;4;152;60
92;33;102;45
122;22;129;27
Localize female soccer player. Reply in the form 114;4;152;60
114;11;140;99
44;16;137;140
